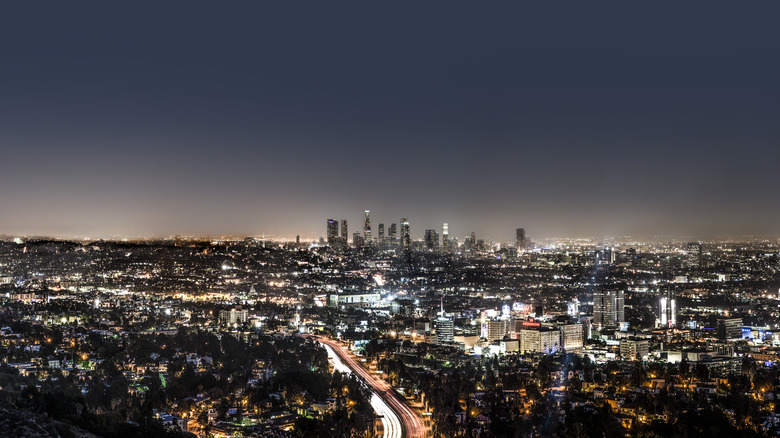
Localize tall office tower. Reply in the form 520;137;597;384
687;242;703;268
516;228;525;251
436;299;454;344
592;289;625;329
389;223;398;242
560;323;584;351
352;232;364;248
424;229;439;249
626;248;637;266
716;317;743;340
519;326;561;354
464;232;476;250
363;210;372;243
400;218;411;248
340;219;348;246
658;286;676;328
442;223;449;251
483;319;512;343
326;219;339;245
596;248;615;265
377;223;385;244
567;298;580;317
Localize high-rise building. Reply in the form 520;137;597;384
596;248;615;265
625;248;637;266
377;223;385;244
519;326;561;354
567;298;580;317
352;232;364;248
717;318;743;340
560;323;584;351
464;232;477;251
424;229;439;250
400;218;410;249
658;286;676;328
363;210;372;244
620;337;649;361
326;219;339;245
593;289;625;329
483;319;511;343
442;223;449;251
687;242;703;268
389;223;397;242
219;308;248;325
340;220;348;246
436;299;454;344
516;228;525;251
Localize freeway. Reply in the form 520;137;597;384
321;342;402;438
314;336;429;438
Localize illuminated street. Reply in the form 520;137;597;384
317;337;429;438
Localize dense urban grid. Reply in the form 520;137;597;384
1;212;780;437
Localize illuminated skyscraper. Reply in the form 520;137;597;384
424;229;439;249
596;248;615;265
400;218;410;249
436;299;454;344
658;286;676;328
326;219;339;245
465;232;477;251
516;228;525;251
363;210;372;244
442;223;449;251
560;323;583;351
377;223;385;244
389;223;397;242
340;219;348;246
593;289;625;329
717;317;743;340
567;298;580;317
687;242;702;268
352;232;364;248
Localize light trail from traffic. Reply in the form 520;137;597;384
321;342;402;438
315;336;429;438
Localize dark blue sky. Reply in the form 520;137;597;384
1;3;779;240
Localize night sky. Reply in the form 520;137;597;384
2;3;779;240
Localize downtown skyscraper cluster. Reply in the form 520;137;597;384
326;211;529;254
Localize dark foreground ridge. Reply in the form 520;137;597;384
0;402;97;438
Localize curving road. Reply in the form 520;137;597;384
314;336;428;438
320;342;402;438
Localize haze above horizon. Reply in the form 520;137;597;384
2;3;779;239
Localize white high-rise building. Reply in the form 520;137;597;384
220;309;248;325
658;287;676;328
519;327;561;354
567;298;580;317
560;323;583;351
363;210;372;244
400;218;410;249
593;289;624;329
436;299;454;344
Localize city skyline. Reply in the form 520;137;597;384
4;4;780;437
2;4;780;239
